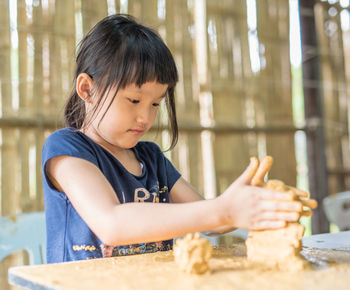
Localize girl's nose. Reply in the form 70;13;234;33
136;107;152;126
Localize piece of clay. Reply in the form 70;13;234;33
246;156;317;271
173;233;213;274
246;223;306;271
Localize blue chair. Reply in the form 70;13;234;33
0;211;46;265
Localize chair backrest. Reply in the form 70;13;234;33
323;191;350;231
0;211;46;265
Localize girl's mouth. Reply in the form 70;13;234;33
128;129;145;134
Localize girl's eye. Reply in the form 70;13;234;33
128;98;139;104
153;103;160;107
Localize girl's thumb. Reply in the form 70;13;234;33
234;157;259;185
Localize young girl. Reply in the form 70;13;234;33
42;14;303;263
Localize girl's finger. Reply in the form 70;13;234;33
248;157;260;181
251;220;286;230
235;158;260;185
251;156;273;186
301;199;318;209
301;210;312;217
258;199;303;212
257;211;300;222
257;188;295;201
289;186;310;198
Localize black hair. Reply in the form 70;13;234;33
64;14;178;150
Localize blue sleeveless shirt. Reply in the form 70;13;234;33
42;128;181;263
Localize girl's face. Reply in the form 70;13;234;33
87;81;168;151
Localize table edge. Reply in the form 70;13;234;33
8;269;55;290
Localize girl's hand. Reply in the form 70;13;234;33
218;162;303;230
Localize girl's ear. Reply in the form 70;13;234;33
76;73;94;103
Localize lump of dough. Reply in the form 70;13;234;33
173;233;213;274
246;223;306;271
246;156;316;271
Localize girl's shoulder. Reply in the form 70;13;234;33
46;127;82;140
44;128;92;148
42;127;97;165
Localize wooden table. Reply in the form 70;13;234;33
8;231;350;290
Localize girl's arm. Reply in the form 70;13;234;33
46;155;302;246
169;177;237;235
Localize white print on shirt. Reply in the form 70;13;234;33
72;245;96;252
134;187;158;203
133;184;169;203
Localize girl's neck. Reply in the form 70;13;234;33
80;125;127;157
79;125;142;175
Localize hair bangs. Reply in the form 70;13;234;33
107;27;178;90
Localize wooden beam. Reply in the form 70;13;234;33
299;0;329;233
0;117;306;133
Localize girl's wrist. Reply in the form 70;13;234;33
213;194;232;227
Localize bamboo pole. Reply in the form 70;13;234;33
127;0;142;19
81;0;108;34
114;0;121;13
0;0;18;216
208;0;250;195
32;1;43;119
18;0;29;116
342;14;350;189
48;0;63;117
17;0;32;213
165;0;203;192
140;0;158;28
47;0;75;119
193;0;217;198
299;0;329;234
32;0;44;211
0;1;20;288
255;0;297;187
57;0;75;113
179;0;203;192
238;0;259;159
315;2;348;194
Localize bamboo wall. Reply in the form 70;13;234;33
314;1;350;194
1;0;350;289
